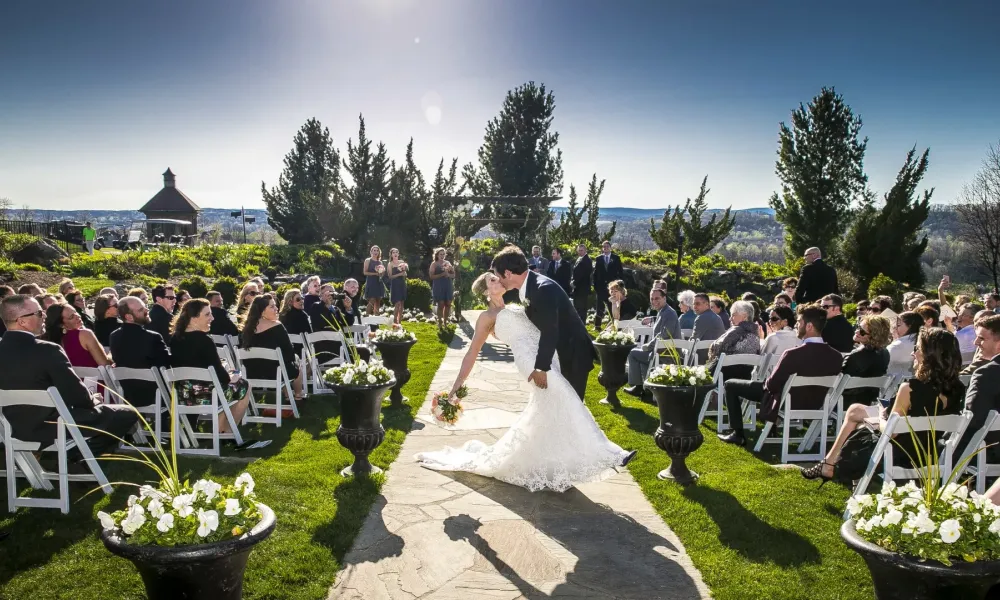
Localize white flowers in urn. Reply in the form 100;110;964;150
323;357;395;387
595;329;635;346
646;363;712;387
372;327;417;343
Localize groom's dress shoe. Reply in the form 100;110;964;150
620;450;638;467
624;385;643;397
717;432;746;447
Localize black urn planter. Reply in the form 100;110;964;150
593;342;635;409
332;380;394;477
101;503;276;600
841;520;1000;600
647;383;709;485
373;339;417;408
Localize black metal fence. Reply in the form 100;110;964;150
0;219;50;237
0;219;82;254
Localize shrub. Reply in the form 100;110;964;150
627;288;649;313
178;276;209;300
868;273;901;310
843;302;858;322
214;276;239;308
15;263;46;272
273;283;298;299
404;278;432;312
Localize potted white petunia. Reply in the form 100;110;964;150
372;326;418;408
644;358;713;486
592;326;636;409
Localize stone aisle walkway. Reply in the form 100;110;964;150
329;313;711;600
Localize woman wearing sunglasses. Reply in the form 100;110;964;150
840;315;892;408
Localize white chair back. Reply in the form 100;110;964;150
630;326;655;346
648;338;696;375
159;366;244;456
952;410;999;494
304;331;347;393
236;346;299;427
362;316;390;327
753;374;843;463
103;366;177;451
688;339;715;366
699;353;765;432
680;328;694;340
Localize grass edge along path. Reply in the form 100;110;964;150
584;370;875;600
0;322;449;600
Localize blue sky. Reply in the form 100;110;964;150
1;0;998;211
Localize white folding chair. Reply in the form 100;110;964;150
754;374;843;463
680;328;694;340
72;366;113;404
882;412;970;484
700;353;766;432
959;373;972;388
953;410;1000;494
616;319;643;331
631;326;655;346
0;387;113;513
237;347;299;427
799;375;895;452
362;316;390;327
687;340;715;366
102;366;179;451
159;367;244;457
304;331;347;393
879;372;907;406
647;338;696;376
348;324;369;346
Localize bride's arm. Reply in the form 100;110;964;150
450;310;496;395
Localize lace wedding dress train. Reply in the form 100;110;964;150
415;305;630;492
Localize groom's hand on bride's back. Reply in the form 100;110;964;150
528;369;548;389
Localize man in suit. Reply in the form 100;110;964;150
955;314;1000;462
545;247;573;295
820;293;855;353
492;246;596;401
109;296;171;408
625;288;681;394
692;293;726;341
794;247;838;305
207;291;240;337
592;240;623;330
527;245;549;273
0;295;137;457
718;305;843;445
570;244;593;323
147;284;176;342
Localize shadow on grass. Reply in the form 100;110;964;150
310;476;399;565
681;485;822;567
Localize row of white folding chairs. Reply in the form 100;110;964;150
647;338;716;373
954;410;1000;494
0;386;113;514
699;352;775;433
844;410;976;519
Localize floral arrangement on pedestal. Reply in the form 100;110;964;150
646;363;712;387
98;474;261;546
323;357;394;386
431;385;468;425
595;328;635;346
372;327;417;343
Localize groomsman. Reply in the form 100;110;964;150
592;240;623;330
527;245;549;272
571;244;593;323
546;247;572;295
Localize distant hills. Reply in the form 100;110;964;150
551;206;776;220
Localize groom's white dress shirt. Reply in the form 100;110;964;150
519;273;530;302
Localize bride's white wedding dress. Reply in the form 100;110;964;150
415;305;630;492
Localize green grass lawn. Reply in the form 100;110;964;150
0;322;449;599
585;373;874;600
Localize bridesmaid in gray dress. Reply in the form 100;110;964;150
363;245;385;316
387;248;408;325
429;247;455;330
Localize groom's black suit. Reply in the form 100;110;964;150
523;271;597;401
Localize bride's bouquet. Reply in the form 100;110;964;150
431;385;468;425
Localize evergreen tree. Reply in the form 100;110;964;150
386;138;429;256
844;147;933;292
550;174;616;247
770;87;868;260
648;176;735;254
340;114;393;258
261;118;341;244
462;82;563;247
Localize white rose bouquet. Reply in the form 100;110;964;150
646;363;712;387
98;473;261;546
323;357;395;386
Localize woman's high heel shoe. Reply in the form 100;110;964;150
801;461;834;487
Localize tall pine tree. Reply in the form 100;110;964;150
261;118;341;244
649;176;735;255
340;114;393;258
770;87;868;261
844;147;933;292
550;174;615;247
462;82;563;247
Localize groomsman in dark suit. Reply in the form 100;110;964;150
571;244;593;323
592;240;623;330
545;247;573;295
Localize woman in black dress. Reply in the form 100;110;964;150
840;315;892;407
607;280;637;324
279;289;312;336
387;247;408;325
92;293;121;347
242;295;304;401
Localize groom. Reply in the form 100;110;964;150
492;246;597;400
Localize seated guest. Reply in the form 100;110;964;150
300;276;322;313
308;284;346;364
761;305;800;357
718;305;843;446
804;327;965;482
625;288;680;395
279;289;312;336
608;280;637;324
128;287;149;305
169;299;250;434
0;295;137;457
904;292;926;310
740;293;768;335
336;280;360;326
782;277;798;307
953;302;983;354
640;279;670;323
241;295;304;401
147;284;177;342
98;287;118;300
914;304;940;328
109;297;171;408
887;312;923;373
709;296;730;329
961;310;998;374
692;293;726;341
855;299;870;318
58;278;75;297
174;289;190;315
235;282;259;320
207;291;240;337
92;294;121;347
17;283;44;297
41;302;109;368
705;300;761;380
36;293;60;309
841;315;892;407
955;314;1000;463
820;294;854;353
65;290;95;330
677;290;696;331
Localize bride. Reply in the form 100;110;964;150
415;272;636;492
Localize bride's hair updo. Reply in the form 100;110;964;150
472;272;493;297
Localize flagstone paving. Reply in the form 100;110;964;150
329;313;711;600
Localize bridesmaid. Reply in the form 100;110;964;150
363;245;385;316
388;248;408;325
429;247;455;329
